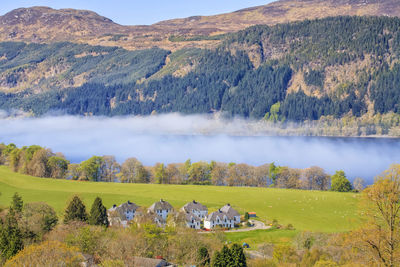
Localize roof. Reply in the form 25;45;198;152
185;211;201;223
108;201;139;220
220;204;240;217
205;210;234;221
182;200;208;213
148;199;173;213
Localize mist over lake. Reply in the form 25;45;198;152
1;114;399;184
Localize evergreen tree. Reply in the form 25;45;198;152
331;171;353;192
211;251;223;267
0;209;23;260
63;196;88;224
11;192;23;213
221;245;233;266
197;246;210;266
231;243;247;267
89;197;109;227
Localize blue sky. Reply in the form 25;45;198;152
0;0;275;25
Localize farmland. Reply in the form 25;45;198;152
0;166;361;234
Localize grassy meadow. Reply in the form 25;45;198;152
0;166;362;245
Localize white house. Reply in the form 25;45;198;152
148;199;173;221
204;209;235;230
108;201;139;227
220;203;241;224
185;212;201;229
181;200;208;219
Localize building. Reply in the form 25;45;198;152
204;210;235;229
148;199;174;221
220;203;241;224
248;212;257;218
204;209;235;230
181;200;208;219
184;212;202;229
108;201;139;227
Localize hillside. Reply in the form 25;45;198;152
1;0;400;51
2;15;400;135
0;166;360;233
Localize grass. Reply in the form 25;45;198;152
0;166;362;246
225;229;299;246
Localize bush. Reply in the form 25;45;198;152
4;241;84;266
21;202;58;240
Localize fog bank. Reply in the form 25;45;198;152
1;114;399;183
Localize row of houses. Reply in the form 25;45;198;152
107;199;241;230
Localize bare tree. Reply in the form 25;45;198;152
303;166;330;190
353;177;365;192
348;165;400;266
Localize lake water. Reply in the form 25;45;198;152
1;115;399;184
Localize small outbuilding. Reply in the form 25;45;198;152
248;212;257;218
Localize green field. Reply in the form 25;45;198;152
0;166;361;233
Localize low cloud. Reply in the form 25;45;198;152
1;113;399;183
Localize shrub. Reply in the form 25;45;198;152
4;241;84;267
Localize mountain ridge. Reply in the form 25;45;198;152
1;0;400;51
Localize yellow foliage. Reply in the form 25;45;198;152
5;241;84;267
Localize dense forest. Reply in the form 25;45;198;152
1;16;400;123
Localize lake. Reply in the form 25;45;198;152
1;114;399;183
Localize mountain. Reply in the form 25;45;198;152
2;15;400;132
1;0;400;51
1;1;400;136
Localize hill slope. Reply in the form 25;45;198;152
0;166;360;232
2;15;400;132
1;0;400;51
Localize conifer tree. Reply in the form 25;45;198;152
231;243;247;267
211;251;223;267
63;196;88;224
221;245;233;266
11;193;23;213
197;246;210;266
0;209;23;260
89;197;109;227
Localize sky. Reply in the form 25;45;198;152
0;0;275;25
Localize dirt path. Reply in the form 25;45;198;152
199;220;270;234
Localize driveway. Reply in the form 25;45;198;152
199;220;271;234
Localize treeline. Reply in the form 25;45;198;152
3;16;400;121
0;143;360;192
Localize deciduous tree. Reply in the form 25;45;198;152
348;165;400;266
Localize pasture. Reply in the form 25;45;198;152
0;166;361;234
